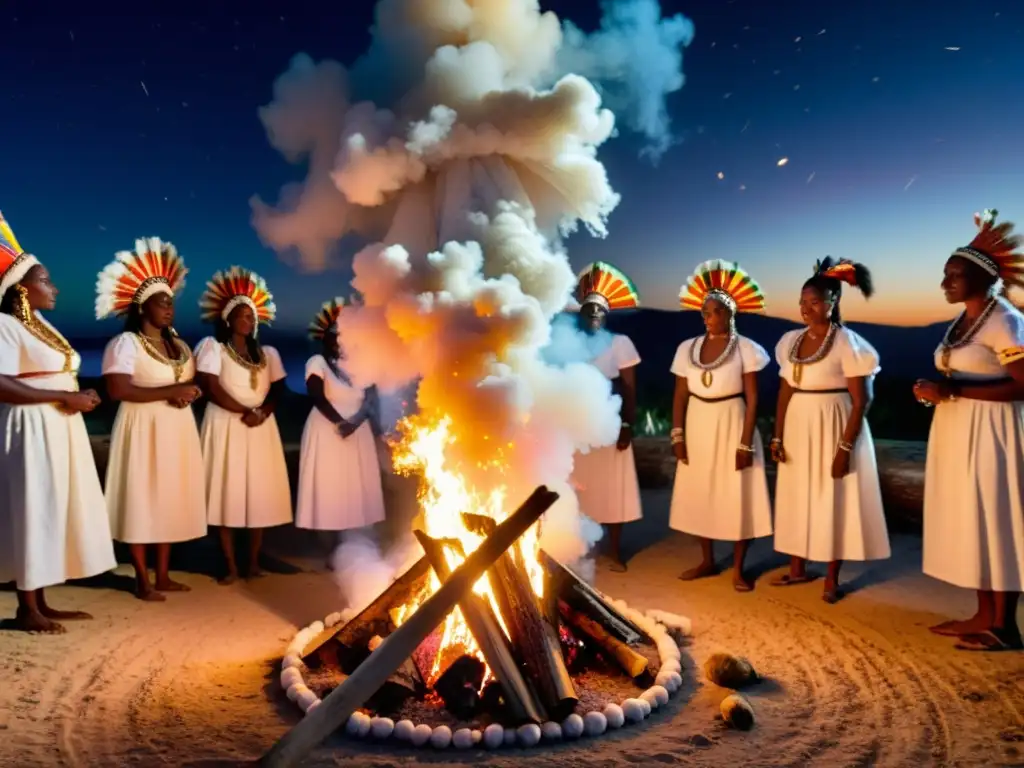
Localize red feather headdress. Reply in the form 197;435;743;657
96;237;187;319
952;209;1024;290
679;259;765;314
199;266;277;328
0;210;39;299
575;261;640;311
308;297;345;341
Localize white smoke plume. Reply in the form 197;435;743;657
251;0;694;593
332;529;421;614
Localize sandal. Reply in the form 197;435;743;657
954;629;1024;652
770;573;813;587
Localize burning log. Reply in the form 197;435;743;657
300;557;431;665
461;513;577;721
414;530;546;725
540;550;649;646
258;485;559;768
433;654;485;719
558;600;649;678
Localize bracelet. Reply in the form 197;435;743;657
621;421;632;429
670;427;683;436
838;440;853;452
670;435;684;445
738;443;754;453
770;437;782;445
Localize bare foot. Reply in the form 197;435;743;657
135;586;167;602
930;618;988;636
218;573;239;586
14;608;66;634
608;559;628;573
246;567;265;580
154;578;191;593
679;562;718;581
40;607;93;621
822;581;843;604
770;572;813;587
733;572;754;592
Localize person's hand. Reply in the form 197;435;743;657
770;438;786;464
831;446;852;478
672;440;688;464
616;424;633;451
61;389;101;414
242;408;265;427
169;383;201;407
912;379;946;406
735;448;754;471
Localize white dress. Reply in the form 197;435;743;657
668;335;773;541
0;313;117;591
195;338;293;529
922;297;1024;591
103;332;208;544
571;333;643;525
773;326;891;562
294;355;385;531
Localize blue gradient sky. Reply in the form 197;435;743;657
3;0;1023;334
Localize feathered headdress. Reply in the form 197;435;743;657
679;259;765;314
308;297;345;341
575;261;640;311
0;211;39;299
95;237;187;319
199;267;276;331
811;256;874;297
952;209;1024;290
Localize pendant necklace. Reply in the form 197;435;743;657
788;323;838;385
688;331;738;388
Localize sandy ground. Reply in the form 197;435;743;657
1;486;1022;768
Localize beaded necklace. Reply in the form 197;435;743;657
937;297;998;377
136;332;190;383
688;332;738;388
224;342;267;390
14;307;76;375
788;323;839;386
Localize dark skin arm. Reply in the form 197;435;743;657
935;361;1024;401
770;378;794;463
0;375;100;412
259;379;285;416
105;373;196;404
305;375;349;427
671;374;690;463
357;385;384;437
196;372;248;414
615;364;638;451
832;375;872;478
735;371;759;470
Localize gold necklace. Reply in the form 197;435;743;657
223;342;266;390
135;332;190;382
17;313;76;375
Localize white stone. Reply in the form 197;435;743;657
324;611;342;627
583;711;608;737
280;667;302;690
483;723;505;749
411;723;433;747
430;725;453;749
472;729;482;745
297;689;319;712
503;728;517;746
281;655;302;671
356;712;372;738
561;713;584;739
285;683;308;702
394;719;416;741
645;685;670;708
345;713;363;736
452;728;474;749
340;607;357;622
638;697;652;717
660;658;682;675
666;672;683;693
308;621;325;636
540;721;562;740
516;723;542;747
370;717;395;739
622;698;646;723
603;703;625;729
303;699;321;715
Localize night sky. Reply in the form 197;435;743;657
4;0;1023;336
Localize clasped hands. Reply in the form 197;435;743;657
912;379;954;407
167;383;201;410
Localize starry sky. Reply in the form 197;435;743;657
3;0;1023;335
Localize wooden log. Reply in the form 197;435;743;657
300;556;431;663
257;485;559;768
540;550;648;645
461;513;577;720
414;531;546;725
433;654;485;719
558;600;649;678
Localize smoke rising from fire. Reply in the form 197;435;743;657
252;0;693;592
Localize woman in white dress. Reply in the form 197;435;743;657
97;238;206;601
913;209;1024;652
670;260;773;591
570;262;642;572
295;298;386;547
0;212;116;633
770;257;890;603
195;267;292;583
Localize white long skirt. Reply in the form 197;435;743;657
774;391;890;562
105;401;208;544
669;395;773;541
922;398;1024;591
572;444;642;525
201;403;293;528
294;409;385;531
0;400;117;591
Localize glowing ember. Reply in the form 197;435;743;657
389;414;546;684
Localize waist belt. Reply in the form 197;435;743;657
792;387;847;394
691;392;742;403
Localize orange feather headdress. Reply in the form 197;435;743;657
679;259;765;314
308;297;345;341
952;209;1024;290
199;266;276;330
95;237;187;319
575;261;640;311
0;210;39;299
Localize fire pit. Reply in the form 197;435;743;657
278;553;691;750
